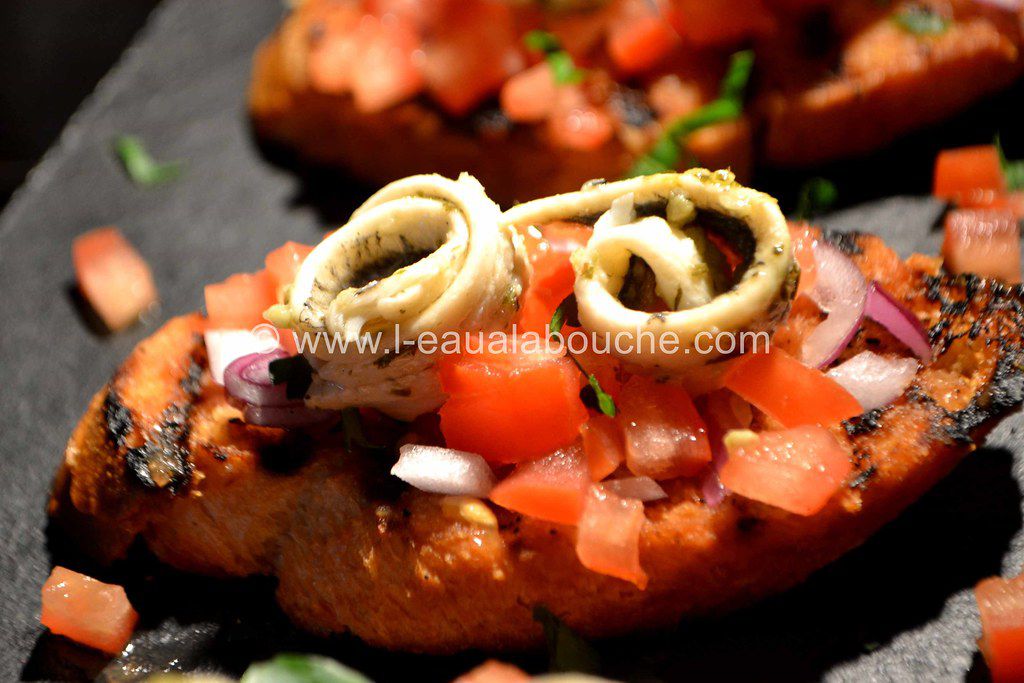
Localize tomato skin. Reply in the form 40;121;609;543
204;270;277;330
976;573;1024;683
723;348;863;428
788;222;818;298
581;413;625;480
719;426;852;515
942;209;1021;283
516;221;592;334
41;567;138;655
438;341;589;463
933;145;1007;205
617;375;712;479
575;484;648;588
500;62;557;123
72;226;158;332
265;241;313;291
489;444;590;525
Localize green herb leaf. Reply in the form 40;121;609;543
549;302;567;336
113;135;182;186
794;177;838;219
241;654;373;683
996;134;1024;191
533;605;601;674
892;7;949;36
523;30;586;85
269;355;314;400
587;373;616;417
524;29;560;53
718;49;755;104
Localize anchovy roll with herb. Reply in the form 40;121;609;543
269;173;528;420
503;168;797;369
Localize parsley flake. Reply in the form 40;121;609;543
893;6;950;36
113;135;182;186
524;30;586;85
794;177;838;219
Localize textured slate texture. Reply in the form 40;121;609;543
0;1;1023;680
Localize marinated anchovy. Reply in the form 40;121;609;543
274;174;528;419
502;168;797;370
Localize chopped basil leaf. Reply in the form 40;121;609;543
533;605;601;674
996;134;1024;191
241;654;373;683
550;303;567;336
523;30;586;85
588;373;616;417
794;177;838;219
893;7;949;36
113;135;182;186
269;355;313;400
628;50;753;177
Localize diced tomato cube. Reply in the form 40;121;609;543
306;4;363;94
581;413;625;481
933;145;1007;205
350;15;425;113
204;270;277;330
719;426;852;515
666;0;775;47
962;191;1024;220
723;348;862;428
72;226;158;332
546;87;614;152
438;339;589;463
40;567;138;655
454;660;531;683
265;241;314;291
976;573;1024;683
575;484;648;588
500;62;558;123
515;221;592;334
617;375;711;479
942;209;1021;283
789;222;818;298
489;444;590;525
607;2;679;75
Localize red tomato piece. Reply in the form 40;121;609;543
204;270;277;330
350;15;425;113
500;62;557;123
581;413;625;481
306;4;363;94
422;0;523;116
667;0;775;47
516;221;592;334
454;660;531;683
963;191;1024;220
719;426;852;515
933;145;1007;205
438;340;589;463
942;209;1021;283
72;226;158;332
607;1;679;75
265;241;313;291
976;573;1024;683
489;443;590;524
575;484;648;588
547;87;614;152
617;375;711;479
723;348;863;428
788;222;818;298
40;566;138;655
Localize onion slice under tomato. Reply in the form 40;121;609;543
603;476;667;502
826;351;919;412
865;283;933;362
391;444;497;497
223;350;292;407
801;241;868;368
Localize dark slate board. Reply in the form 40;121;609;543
1;1;1024;680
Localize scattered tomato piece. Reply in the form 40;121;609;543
933;145;1007;205
72;226;158;332
581;413;625;481
607;1;679;75
489;444;590;525
265;241;313;291
306;5;363;94
575;484;648;589
350;15;425;113
789;222;818;298
453;660;531;683
942;209;1021;283
667;0;775;47
40;567;138;655
547;87;614;152
500;63;558;123
438;339;589;463
976;573;1024;683
723;348;862;428
516;221;591;334
719;426;852;515
617;375;711;479
204;270;277;330
962;191;1024;220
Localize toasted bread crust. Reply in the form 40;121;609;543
51;234;1024;652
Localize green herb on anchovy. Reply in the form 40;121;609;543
533;605;601;674
269;355;314;400
996;134;1024;191
113;135;182;186
241;653;373;683
524;30;586;85
628;49;754;177
892;6;949;36
794;177;838;219
550;302;567;336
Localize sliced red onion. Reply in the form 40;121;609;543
204;329;274;385
391;444;497;497
826;351;919;412
243;403;335;428
865;283;933;362
801;241;868;368
602;476;667;502
224;350;292;407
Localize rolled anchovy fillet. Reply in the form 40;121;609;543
275;173;528;420
502;169;797;370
